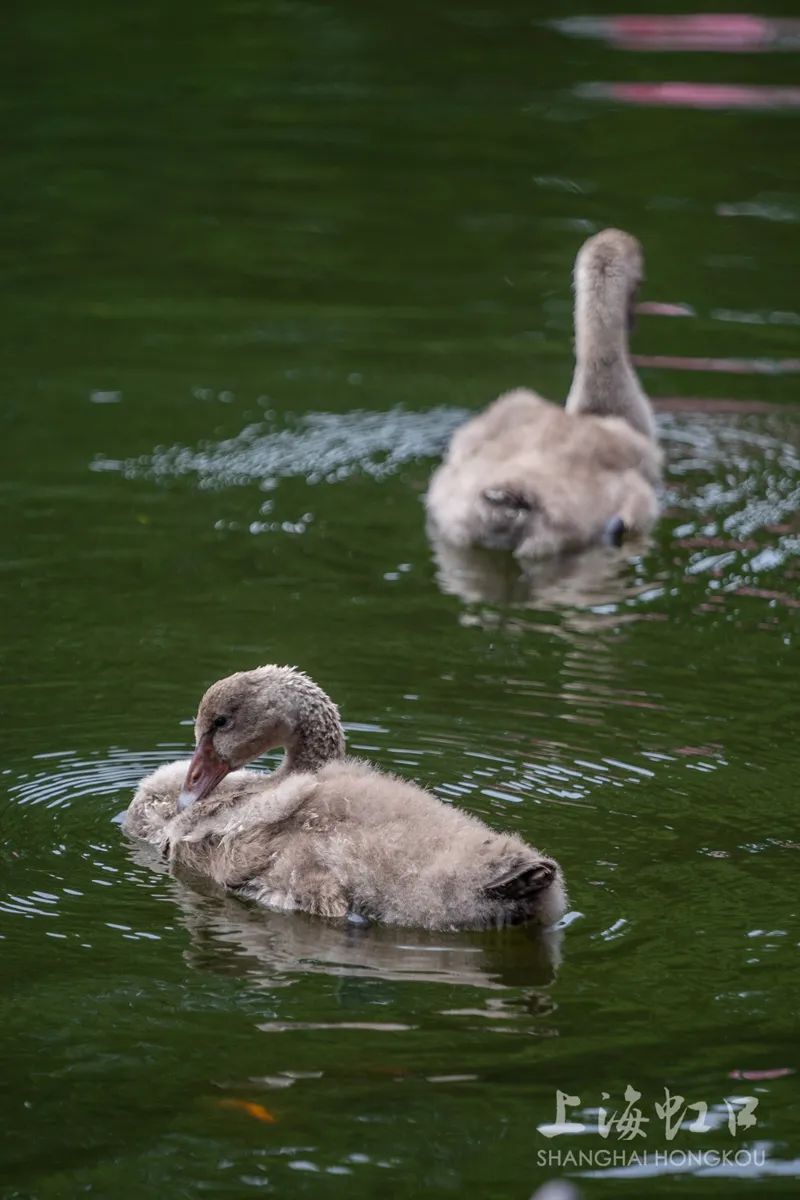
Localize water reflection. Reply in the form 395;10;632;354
128;844;564;992
717;198;800;224
428;527;648;613
554;14;800;54
636;301;694;318
580;82;800;110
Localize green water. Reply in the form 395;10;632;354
2;2;799;1196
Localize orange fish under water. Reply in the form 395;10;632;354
216;1098;277;1123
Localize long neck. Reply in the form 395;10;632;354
574;268;630;365
273;681;346;780
566;274;655;441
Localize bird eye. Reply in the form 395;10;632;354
212;715;229;730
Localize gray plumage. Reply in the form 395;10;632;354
123;665;567;931
426;229;661;559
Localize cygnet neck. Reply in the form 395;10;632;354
271;677;346;780
566;261;654;440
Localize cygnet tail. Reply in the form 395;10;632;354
485;858;557;903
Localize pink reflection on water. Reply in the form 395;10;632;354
589;82;800;109
558;14;800;53
636;300;695;317
729;1068;796;1081
635;354;800;374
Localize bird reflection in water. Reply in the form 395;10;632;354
428;523;652;624
126;840;563;997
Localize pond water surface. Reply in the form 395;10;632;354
2;2;799;1197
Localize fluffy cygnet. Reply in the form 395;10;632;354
426;229;662;559
124;666;567;931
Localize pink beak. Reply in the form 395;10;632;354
177;733;231;811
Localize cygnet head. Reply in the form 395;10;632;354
177;665;344;811
574;228;643;334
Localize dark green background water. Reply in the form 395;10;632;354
2;2;798;1196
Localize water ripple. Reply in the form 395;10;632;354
93;402;799;615
662;411;800;601
92;405;466;490
7;746;184;813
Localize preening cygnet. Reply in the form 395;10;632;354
124;666;567;931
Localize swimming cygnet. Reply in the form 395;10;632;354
124;665;567;931
426;228;662;559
